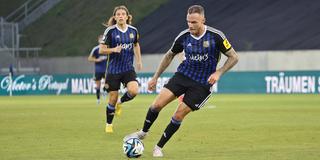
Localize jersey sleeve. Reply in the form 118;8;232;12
134;29;139;44
215;32;232;53
101;27;112;46
89;46;99;58
170;34;184;54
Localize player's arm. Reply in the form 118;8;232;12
154;50;176;79
217;48;239;75
148;32;184;91
207;37;239;85
133;42;142;71
88;54;100;62
148;50;176;91
99;44;121;54
88;48;103;62
177;51;185;62
99;28;121;54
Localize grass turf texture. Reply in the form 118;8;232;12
0;94;319;159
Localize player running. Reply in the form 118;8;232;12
99;5;142;133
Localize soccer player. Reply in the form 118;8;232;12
87;35;107;104
99;5;142;133
125;5;239;157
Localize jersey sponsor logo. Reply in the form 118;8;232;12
223;39;231;49
203;41;209;48
118;43;133;50
189;53;209;62
129;33;134;39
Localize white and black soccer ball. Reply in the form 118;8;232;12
123;138;144;158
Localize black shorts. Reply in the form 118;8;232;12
105;70;137;92
164;72;212;111
94;72;105;81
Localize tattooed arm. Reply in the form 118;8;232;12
148;50;177;91
207;48;239;85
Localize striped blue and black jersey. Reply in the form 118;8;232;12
101;25;139;74
171;25;232;86
89;45;107;73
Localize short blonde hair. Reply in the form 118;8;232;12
188;5;205;16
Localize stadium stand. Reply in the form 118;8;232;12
137;0;320;53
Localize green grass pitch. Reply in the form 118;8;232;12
0;94;319;159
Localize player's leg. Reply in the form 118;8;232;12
118;70;139;104
124;73;186;141
94;72;103;104
116;71;138;116
153;79;212;157
143;88;176;131
95;80;101;103
104;74;121;133
178;94;184;103
119;80;139;103
123;88;176;141
153;102;192;157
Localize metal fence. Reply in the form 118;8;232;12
0;48;41;75
0;18;19;48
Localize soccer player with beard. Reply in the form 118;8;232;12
125;5;239;157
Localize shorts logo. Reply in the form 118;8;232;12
223;39;231;49
104;83;109;89
129;33;134;39
203;41;209;48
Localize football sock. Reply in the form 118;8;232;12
120;92;135;103
142;107;159;132
106;104;115;124
157;117;181;148
96;87;100;100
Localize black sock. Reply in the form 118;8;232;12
142;107;159;132
120;92;135;103
96;88;100;100
157;117;181;148
106;104;115;124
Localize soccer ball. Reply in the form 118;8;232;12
123;138;144;158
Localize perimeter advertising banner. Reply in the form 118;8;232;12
1;71;320;95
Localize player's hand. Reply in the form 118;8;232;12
96;58;103;62
113;45;122;53
136;63;142;71
148;78;157;91
96;56;107;62
207;70;222;85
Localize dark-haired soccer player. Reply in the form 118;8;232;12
125;5;239;157
99;5;142;133
88;35;107;104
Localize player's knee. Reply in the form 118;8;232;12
108;93;118;104
127;89;139;97
150;103;163;112
172;114;184;121
173;111;188;121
